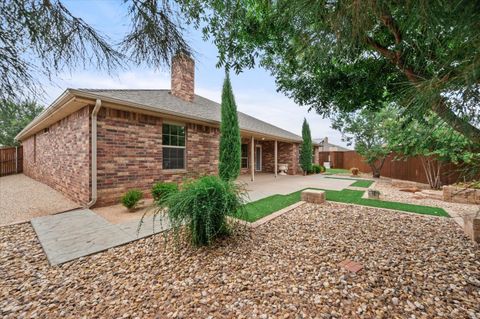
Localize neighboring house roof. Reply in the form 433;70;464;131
313;138;351;152
17;88;305;143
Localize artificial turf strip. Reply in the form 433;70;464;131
241;188;449;222
323;168;351;175
351;180;374;188
324;176;374;188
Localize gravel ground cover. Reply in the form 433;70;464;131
0;174;79;226
373;180;479;220
1;202;479;318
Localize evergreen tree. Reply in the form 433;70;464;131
219;73;241;181
300;118;313;175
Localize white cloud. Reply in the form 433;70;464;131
42;70;349;148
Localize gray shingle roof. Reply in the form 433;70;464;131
77;89;302;142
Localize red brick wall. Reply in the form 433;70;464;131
23;106;91;204
240;138;300;175
96;108;219;206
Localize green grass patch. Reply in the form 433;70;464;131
323;168;351;175
351;180;374;188
241;188;449;222
324;176;374;188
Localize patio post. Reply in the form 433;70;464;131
274;140;278;178
251;136;255;181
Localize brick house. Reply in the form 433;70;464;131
16;54;320;207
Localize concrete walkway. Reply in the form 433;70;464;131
31;209;170;265
238;173;355;202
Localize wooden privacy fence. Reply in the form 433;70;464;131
319;150;467;185
0;146;23;177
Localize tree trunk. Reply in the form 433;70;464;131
420;156;443;189
369;157;386;178
371;166;381;178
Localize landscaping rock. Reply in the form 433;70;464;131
443;185;480;205
0;203;479;318
300;189;326;204
463;213;480;243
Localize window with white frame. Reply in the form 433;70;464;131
241;144;248;168
162;123;186;169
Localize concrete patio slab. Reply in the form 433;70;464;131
31;208;170;265
238;173;355;202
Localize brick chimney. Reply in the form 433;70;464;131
171;53;195;102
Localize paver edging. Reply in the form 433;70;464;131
232;201;306;228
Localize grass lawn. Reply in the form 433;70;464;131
241;188;449;222
351;180;374;188
324;176;374;188
323;168;351;175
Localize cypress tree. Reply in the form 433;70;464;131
219;73;241;181
300;118;313;175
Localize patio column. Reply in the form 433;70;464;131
250;136;255;181
274;140;278;178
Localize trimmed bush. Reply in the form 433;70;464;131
165;175;246;246
312;164;322;174
151;182;178;205
319;165;326;173
121;189;143;210
350;167;360;176
299;119;313;174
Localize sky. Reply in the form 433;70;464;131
41;0;348;147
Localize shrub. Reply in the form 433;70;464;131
453;180;480;189
219;73;241;181
312;164;322;174
165;175;246;246
299;119;313;174
121;189;143;210
319;165;326;173
350;167;360;176
151;182;178;205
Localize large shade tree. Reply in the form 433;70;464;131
218;73;241;181
1;0;191;101
331;107;396;178
0;100;44;147
385;112;478;189
181;0;480;143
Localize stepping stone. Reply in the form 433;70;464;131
339;259;363;273
301;189;326;204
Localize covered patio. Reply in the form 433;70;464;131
239;134;306;180
237;173;354;202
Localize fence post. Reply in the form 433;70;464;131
15;146;18;173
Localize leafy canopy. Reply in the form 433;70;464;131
384;110;479;188
181;0;480;143
299;118;313;174
331;106;395;177
0;100;44;146
219;73;242;181
1;0;191;100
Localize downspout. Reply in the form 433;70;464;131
87;99;102;208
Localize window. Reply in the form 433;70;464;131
241;144;248;168
162;123;185;169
